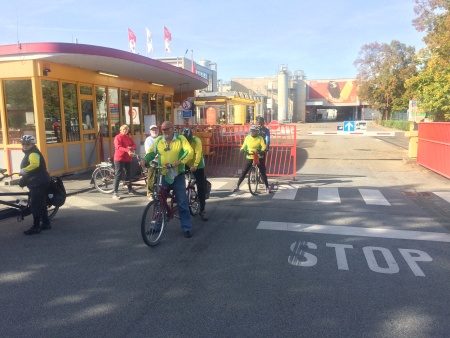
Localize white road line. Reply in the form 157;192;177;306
318;187;341;203
257;221;450;243
65;196;118;212
273;185;297;200
434;192;450;203
210;181;228;193
359;189;390;206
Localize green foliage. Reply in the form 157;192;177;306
354;40;416;118
380;120;411;131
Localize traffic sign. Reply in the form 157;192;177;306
181;100;191;110
269;120;280;130
343;121;355;132
182;110;192;118
337;125;343;131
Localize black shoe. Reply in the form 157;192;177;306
23;226;41;235
41;224;52;230
184;231;192;238
199;211;208;221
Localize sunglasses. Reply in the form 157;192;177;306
164;146;170;152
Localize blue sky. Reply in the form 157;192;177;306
1;0;425;81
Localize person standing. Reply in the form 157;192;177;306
140;121;194;238
112;124;136;200
233;125;270;193
18;135;52;235
181;128;208;221
256;116;270;169
144;125;159;199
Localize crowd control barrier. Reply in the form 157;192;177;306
417;122;450;179
175;124;297;178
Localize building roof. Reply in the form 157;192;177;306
0;42;208;93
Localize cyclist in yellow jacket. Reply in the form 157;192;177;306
181;128;208;221
233;125;271;193
140;121;194;238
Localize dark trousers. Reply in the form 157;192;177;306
29;183;50;226
236;157;269;188
113;161;131;193
192;168;207;212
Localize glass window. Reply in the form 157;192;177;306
121;89;130;127
165;96;172;123
150;94;156;115
4;80;34;144
141;93;149;115
156;95;164;124
132;102;141;135
62;82;80;142
42;80;62;144
80;85;92;95
109;88;119;137
96;86;108;137
132;92;139;100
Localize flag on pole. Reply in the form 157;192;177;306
128;28;136;53
164;26;171;53
146;27;153;53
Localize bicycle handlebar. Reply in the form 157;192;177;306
0;171;19;182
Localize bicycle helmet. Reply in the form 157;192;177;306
181;128;193;142
20;135;36;145
249;125;259;132
256;116;265;124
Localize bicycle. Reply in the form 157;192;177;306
141;164;199;247
91;155;147;194
0;169;59;223
247;151;263;196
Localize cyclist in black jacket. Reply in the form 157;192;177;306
18;135;51;235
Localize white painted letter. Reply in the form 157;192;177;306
288;241;317;267
398;249;433;277
363;246;399;274
326;243;354;270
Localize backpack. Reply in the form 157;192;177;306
47;176;67;207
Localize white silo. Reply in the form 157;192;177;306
278;67;289;122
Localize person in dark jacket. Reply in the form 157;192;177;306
18;135;51;235
112;125;137;200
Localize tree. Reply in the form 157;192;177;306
354;41;417;119
406;0;450;121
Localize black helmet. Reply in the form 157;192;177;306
256;116;265;124
181;128;193;142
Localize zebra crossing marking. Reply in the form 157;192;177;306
318;187;341;203
273;184;297;200
257;221;450;243
434;192;450;203
358;189;391;206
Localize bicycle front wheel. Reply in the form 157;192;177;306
248;166;259;196
188;187;200;216
93;166;115;194
141;199;166;247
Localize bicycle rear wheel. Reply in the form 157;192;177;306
93;166;115;194
141;199;166;247
188;187;200;216
47;204;59;220
248;166;259;195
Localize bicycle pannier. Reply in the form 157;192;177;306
47;176;66;207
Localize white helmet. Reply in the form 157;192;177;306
20;135;36;145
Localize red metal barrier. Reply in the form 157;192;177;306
417;122;450;179
174;124;297;178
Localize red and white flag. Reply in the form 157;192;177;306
146;27;153;53
128;28;136;53
164;26;171;53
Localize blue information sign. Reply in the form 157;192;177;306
182;110;192;118
343;121;355;132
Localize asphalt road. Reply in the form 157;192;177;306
1;122;449;337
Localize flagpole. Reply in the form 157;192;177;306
191;50;194;73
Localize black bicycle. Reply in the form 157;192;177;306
0;169;59;222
